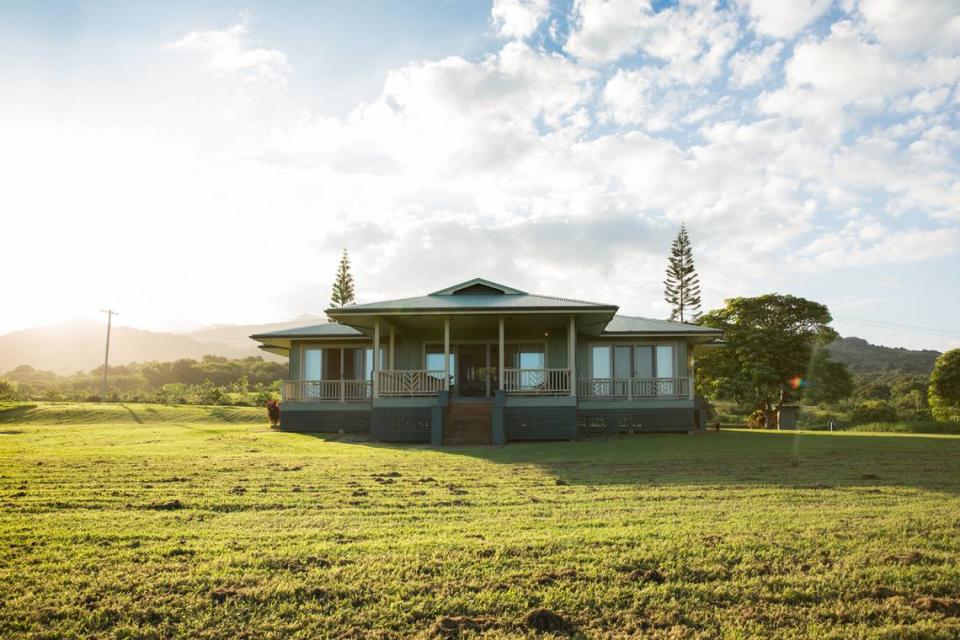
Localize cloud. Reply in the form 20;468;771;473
3;2;959;351
858;0;960;54
565;0;739;82
491;0;551;39
739;0;831;39
166;19;291;82
728;41;783;87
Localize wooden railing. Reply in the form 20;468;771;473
282;379;371;402
378;369;447;396
503;368;571;395
577;377;691;400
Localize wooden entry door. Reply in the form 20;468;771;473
456;344;495;397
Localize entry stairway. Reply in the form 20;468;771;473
443;399;493;446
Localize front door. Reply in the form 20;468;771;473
456;344;488;397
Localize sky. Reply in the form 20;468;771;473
0;0;958;351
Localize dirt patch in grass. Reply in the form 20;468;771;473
862;473;881;480
625;567;667;584
522;608;573;633
889;551;926;566
143;499;185;511
209;587;246;604
914;597;960;616
430;615;499;639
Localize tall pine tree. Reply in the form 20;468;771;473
330;249;356;307
663;224;702;323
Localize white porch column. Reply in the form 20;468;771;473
498;316;505;391
389;326;395;370
339;348;345;403
688;351;695;400
443;317;451;390
568;314;577;397
373;318;380;399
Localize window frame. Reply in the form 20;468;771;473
587;341;679;379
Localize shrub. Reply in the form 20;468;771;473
747;409;766;428
850;400;897;424
930;349;960;422
266;400;280;427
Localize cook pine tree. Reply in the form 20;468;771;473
664;224;702;323
330;249;356;307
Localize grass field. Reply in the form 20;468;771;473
2;403;960;639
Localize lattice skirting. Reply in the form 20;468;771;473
280;410;370;433
371;408;432;443
577;408;695;436
504;407;577;441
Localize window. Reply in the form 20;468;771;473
507;343;545;370
590;343;676;379
303;346;379;380
634;346;654;378
425;347;455;385
656;345;674;378
303;348;324;380
613;345;631;379
591;346;611;378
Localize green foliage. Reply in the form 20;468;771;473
330;248;356;307
697;294;839;427
826;336;940;375
663;223;701;322
0;380;16;401
3;407;960;638
850;400;898;425
930;349;960;422
804;347;854;404
0;356;285;406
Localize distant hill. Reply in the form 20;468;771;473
0;315;326;375
826;336;941;375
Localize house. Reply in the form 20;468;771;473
250;278;722;445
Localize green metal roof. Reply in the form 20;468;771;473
602;315;722;335
250;322;364;340
327;277;616;315
429;277;527;296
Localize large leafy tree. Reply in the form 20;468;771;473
330;249;356;308
696;294;841;428
664;223;702;323
804;346;854;404
929;349;960;421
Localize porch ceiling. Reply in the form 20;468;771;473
331;310;615;337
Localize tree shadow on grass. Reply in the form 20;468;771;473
292;429;960;495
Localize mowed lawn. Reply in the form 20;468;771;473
2;404;960;639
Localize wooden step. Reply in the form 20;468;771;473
443;401;492;445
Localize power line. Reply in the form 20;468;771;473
833;315;960;338
100;309;118;400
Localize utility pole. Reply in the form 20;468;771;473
100;309;118;400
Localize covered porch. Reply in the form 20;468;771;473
282;311;584;401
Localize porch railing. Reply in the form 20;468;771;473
282;379;372;402
378;369;447;397
502;368;571;395
577;377;691;400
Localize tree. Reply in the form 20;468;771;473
696;294;838;429
330;249;356;308
929;349;960;421
663;223;701;322
804;346;854;404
